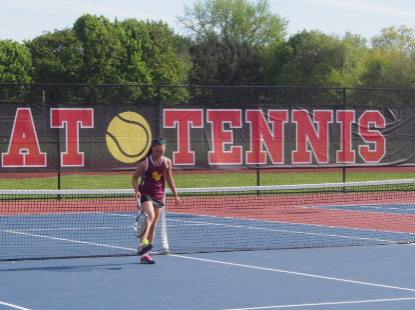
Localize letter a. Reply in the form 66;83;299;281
2;108;46;167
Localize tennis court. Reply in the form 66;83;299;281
2;245;415;309
2;180;415;309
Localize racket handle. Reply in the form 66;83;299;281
137;199;141;207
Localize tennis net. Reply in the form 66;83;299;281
1;179;415;261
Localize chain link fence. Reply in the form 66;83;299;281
2;167;415;190
1;83;415;190
2;83;415;105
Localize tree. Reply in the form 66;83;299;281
178;0;287;85
144;20;187;86
262;30;367;88
189;31;262;85
26;15;187;86
116;18;152;85
24;15;189;102
0;40;32;83
26;15;127;84
174;34;193;76
25;28;83;83
371;25;415;54
359;48;415;89
357;25;415;90
73;14;126;84
177;0;287;46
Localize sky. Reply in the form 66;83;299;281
1;0;415;43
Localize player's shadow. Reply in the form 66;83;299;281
0;262;142;273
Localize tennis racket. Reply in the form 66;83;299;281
134;199;149;238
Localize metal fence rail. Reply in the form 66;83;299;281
2;83;415;106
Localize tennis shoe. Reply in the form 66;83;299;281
137;243;153;256
141;254;156;264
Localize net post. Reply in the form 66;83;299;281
161;192;170;253
256;167;260;196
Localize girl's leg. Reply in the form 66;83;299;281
139;202;161;263
146;206;162;244
140;200;156;242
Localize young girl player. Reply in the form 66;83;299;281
132;137;180;264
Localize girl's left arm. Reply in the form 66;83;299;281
166;158;180;206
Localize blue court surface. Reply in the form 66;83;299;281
3;204;415;261
2;199;415;309
2;244;415;310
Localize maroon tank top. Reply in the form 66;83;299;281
138;156;167;202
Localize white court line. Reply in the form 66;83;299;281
104;211;399;243
106;211;415;237
1;211;128;218
1;226;133;232
167;211;415;235
4;230;136;252
220;297;415;309
166;219;394;243
6;211;405;247
0;225;134;232
172;255;415;292
104;213;135;217
0;223;204;232
0;301;33;310
296;205;415;212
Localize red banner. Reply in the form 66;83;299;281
0;104;413;172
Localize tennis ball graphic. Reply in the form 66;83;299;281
106;112;152;163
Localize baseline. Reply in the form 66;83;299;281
220;297;415;309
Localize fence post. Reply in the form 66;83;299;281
57;133;61;191
156;86;162;138
55;84;61;103
342;88;346;185
256;167;260;186
156;86;161;104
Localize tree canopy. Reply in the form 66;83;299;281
177;0;287;46
1;2;415;92
262;30;368;87
0;40;32;83
178;0;286;85
25;15;185;87
371;25;415;54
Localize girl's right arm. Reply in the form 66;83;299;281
132;160;146;200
